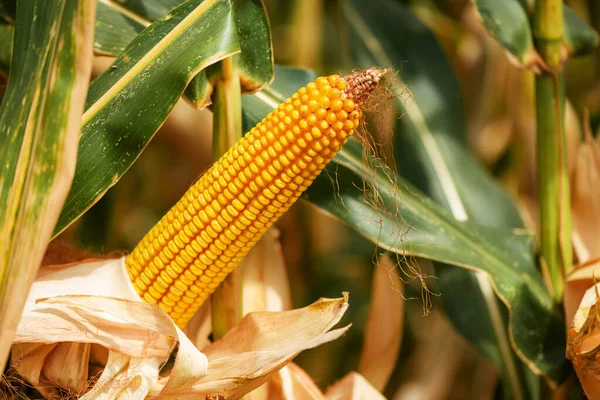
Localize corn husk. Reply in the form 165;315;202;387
148;294;350;399
567;283;600;400
325;372;387;400
358;256;403;391
11;256;351;399
266;363;387;400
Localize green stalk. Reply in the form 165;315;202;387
534;0;572;303
210;57;244;339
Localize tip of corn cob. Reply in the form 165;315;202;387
343;67;389;106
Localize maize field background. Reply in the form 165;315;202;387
1;0;600;399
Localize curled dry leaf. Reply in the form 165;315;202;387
148;294;351;399
12;257;208;398
325;372;386;400
12;257;353;399
567;283;600;400
358;255;404;391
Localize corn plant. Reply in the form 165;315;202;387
1;0;600;398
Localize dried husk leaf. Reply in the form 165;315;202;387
12;257;208;397
148;295;350;399
13;257;351;399
242;228;292;315
42;342;90;393
567;283;600;400
325;372;386;400
571;127;600;263
358;256;403;391
81;352;163;400
268;363;327;400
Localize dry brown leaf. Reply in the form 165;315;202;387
148;295;350;400
358;256;403;391
571;124;600;263
13;257;208;398
325;372;386;400
13;257;352;400
567;283;600;400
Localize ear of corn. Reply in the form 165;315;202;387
126;69;385;327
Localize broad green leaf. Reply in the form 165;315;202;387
473;0;598;66
563;7;600;57
241;65;567;384
93;0;187;57
474;0;533;65
344;0;566;386
93;0;273;108
0;0;95;368
53;0;240;236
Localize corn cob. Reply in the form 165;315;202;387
126;68;386;327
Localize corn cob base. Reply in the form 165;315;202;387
126;69;384;327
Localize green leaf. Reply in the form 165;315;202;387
93;0;273;108
473;0;598;65
344;0;567;386
0;23;12;78
563;7;599;57
0;0;95;368
53;0;240;236
474;0;534;65
94;1;148;56
241;65;567;384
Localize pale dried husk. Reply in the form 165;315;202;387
10;256;351;399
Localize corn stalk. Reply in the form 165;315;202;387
533;0;572;303
211;56;245;339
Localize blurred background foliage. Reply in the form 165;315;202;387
49;0;599;398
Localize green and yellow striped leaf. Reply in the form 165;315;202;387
53;0;240;236
0;0;96;368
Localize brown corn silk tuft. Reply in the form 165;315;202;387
125;68;388;327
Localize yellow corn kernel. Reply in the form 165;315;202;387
125;68;385;327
